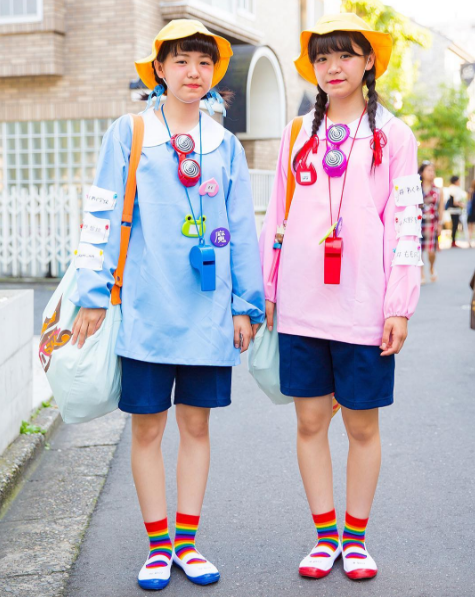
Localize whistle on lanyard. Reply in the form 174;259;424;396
324;236;343;285
296;136;319;186
190;244;216;291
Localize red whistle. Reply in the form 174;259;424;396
324;237;343;285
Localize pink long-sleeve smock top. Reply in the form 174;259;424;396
260;104;422;347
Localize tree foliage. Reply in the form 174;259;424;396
405;85;475;179
342;1;475;178
341;0;431;104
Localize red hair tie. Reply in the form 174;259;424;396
370;129;387;166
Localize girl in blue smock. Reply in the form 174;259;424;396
69;20;264;590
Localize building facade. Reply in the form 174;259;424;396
0;0;342;194
0;0;344;276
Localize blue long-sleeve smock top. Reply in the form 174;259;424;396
70;107;265;366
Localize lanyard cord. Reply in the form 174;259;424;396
161;104;204;244
325;105;366;232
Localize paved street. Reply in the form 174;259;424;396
59;248;474;597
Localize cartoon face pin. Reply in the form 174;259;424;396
182;215;207;238
210;227;231;247
199;178;219;197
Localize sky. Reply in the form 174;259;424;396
384;0;475;27
384;0;475;55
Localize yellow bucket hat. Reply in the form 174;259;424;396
294;13;393;86
135;19;233;90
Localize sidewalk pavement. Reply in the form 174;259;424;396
0;410;128;596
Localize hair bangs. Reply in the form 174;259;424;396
308;31;372;63
158;33;220;65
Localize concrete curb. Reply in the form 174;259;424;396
0;403;62;515
0;409;129;596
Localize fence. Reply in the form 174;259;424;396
250;169;275;212
0;186;81;278
0;170;274;278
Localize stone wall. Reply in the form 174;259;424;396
0;290;34;456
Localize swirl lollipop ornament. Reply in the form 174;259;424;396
170;133;201;187
323;124;350;178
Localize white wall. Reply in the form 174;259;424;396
0;289;34;455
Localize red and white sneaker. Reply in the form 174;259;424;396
299;541;342;578
343;546;377;580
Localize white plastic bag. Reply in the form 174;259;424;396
39;261;122;424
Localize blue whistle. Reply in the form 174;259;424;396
189;244;216;291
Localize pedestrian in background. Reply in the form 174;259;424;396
261;12;422;583
446;175;466;248
467;179;475;247
419;161;443;283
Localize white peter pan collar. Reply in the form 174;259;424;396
303;102;394;140
138;106;225;154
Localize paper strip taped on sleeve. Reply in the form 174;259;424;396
75;242;105;271
393;175;423;207
392;239;424;266
84;185;117;212
80;212;111;244
394;205;423;238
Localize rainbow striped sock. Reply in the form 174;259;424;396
342;513;369;559
144;518;173;568
311;509;339;557
174;512;207;565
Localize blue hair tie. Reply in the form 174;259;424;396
146;84;165;110
204;90;226;117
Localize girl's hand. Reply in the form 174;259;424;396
233;314;252;353
265;300;275;331
380;316;408;356
71;307;107;349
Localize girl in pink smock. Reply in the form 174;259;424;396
260;13;422;581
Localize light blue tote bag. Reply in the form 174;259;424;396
38;113;144;424
248;314;341;416
39;262;122;424
247;313;292;405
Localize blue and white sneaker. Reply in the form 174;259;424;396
172;550;220;585
137;554;172;590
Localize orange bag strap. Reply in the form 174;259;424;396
111;114;144;306
284;116;304;222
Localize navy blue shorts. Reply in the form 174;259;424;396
278;333;395;410
119;357;232;414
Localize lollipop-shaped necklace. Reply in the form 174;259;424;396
323;123;350;177
323;105;366;177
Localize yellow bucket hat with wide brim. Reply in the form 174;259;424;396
294;13;393;86
135;19;233;90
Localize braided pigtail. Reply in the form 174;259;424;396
365;66;386;171
293;85;327;171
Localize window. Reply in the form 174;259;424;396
237;0;254;13
0;0;42;23
0;118;113;194
199;0;235;12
